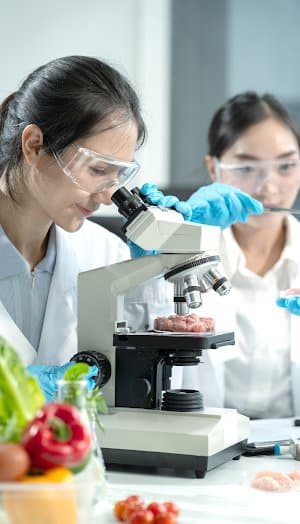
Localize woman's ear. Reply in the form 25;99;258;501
22;124;44;167
204;155;217;182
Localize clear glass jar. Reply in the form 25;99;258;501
56;379;107;504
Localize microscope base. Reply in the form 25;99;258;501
100;407;249;478
103;441;246;478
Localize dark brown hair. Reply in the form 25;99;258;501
208;91;300;158
0;55;146;197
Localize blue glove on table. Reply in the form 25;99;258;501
187;182;264;229
27;362;99;401
276;296;300;316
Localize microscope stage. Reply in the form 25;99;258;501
100;407;249;478
114;330;235;351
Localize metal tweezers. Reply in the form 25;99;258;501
264;206;300;215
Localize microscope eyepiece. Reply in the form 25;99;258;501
111;187;147;220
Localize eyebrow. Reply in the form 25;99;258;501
233;150;299;161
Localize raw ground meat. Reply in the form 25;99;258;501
154;313;215;332
251;470;300;492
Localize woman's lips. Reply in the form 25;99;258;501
77;205;95;217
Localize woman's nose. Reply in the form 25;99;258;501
91;186;117;206
255;174;279;196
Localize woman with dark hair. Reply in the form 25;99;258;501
0;57;262;400
0;55;146;398
182;91;300;418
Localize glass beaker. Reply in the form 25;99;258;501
56;379;107;503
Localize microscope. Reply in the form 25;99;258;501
76;187;249;478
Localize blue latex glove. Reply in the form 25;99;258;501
128;182;188;258
276;296;300;316
187;182;264;229
27;362;99;402
140;183;192;221
128;238;159;259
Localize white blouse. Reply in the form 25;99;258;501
0;225;56;351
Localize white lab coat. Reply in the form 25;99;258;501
0;220;131;366
0;219;174;367
180;216;300;416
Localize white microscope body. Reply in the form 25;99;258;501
77;188;249;477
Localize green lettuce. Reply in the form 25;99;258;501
63;362;108;432
0;337;45;442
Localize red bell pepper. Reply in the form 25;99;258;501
21;402;92;471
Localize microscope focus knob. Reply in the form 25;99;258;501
70;350;111;389
132;378;152;399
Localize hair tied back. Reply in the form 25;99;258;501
0;92;17;128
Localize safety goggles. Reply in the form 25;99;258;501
214;157;300;195
52;145;140;194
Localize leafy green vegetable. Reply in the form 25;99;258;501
91;388;108;415
63;362;108;432
0;337;45;442
64;362;91;381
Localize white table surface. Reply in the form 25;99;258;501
92;419;300;524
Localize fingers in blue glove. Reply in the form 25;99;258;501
173;200;192;221
140;183;166;205
140;183;192;221
276;297;287;308
231;190;264;216
223;191;245;224
27;363;74;402
27;362;99;401
188;183;263;228
276;296;300;316
127;238;159;259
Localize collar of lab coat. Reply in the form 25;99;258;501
36;225;81;364
0;225;77;366
52;225;81;292
220;215;300;281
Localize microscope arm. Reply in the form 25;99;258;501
78;254;193;406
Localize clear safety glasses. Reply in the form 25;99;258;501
214;157;300;195
52;145;140;194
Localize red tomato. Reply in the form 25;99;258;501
163;502;180;517
146;502;167;518
125;495;144;505
114;500;127;522
154;514;177;524
128;509;154;524
124;502;145;520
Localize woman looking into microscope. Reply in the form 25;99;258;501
0;58;262;401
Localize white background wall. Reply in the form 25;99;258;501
2;1;300;199
0;0;171;215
